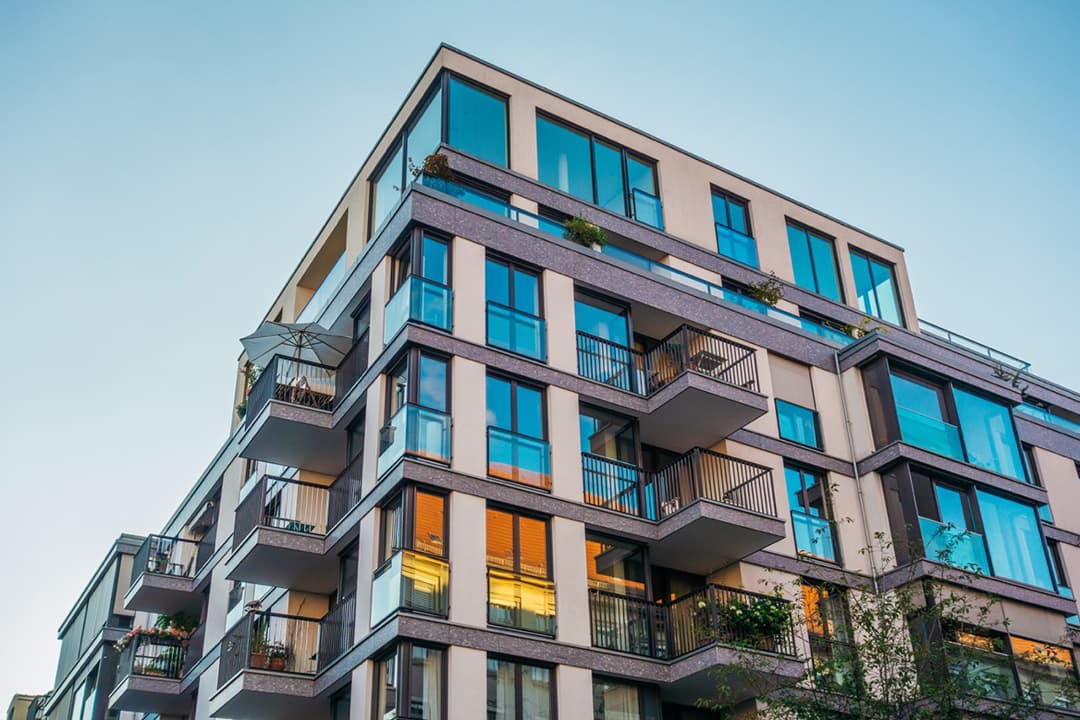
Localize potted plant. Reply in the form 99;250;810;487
563;216;607;250
746;273;783;306
249;635;269;669
716;594;791;652
267;641;289;671
411;152;453;181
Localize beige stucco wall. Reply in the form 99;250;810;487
552;516;590;646
451;357;487;478
448;492;486;628
447;646;487;720
544;270;577;375
555;665;593;720
452;236;486;345
548;385;582;502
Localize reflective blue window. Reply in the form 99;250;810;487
405;88;442;173
712;190;758;267
785;465;837;561
448;77;507;167
594;141;626;213
890;373;964;460
486;258;545;361
849;249;903;326
420;234;449;285
953;389;1026;481
536;116;593;201
777;399;821;449
787;223;842;301
976;490;1054;590
418;355;448;412
371;144;404;236
574;298;629;346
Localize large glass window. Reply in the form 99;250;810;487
378;350;451;475
486;657;554;720
374;643;445;720
912;472;989;574
371;144;405;237
486;375;550;489
712;189;758;267
787;221;842;301
976;490;1054;590
592;678;660;720
849;248;903;326
486;507;550;579
890;372;963;461
953;388;1026;481
486;257;545;360
785;465;837;562
586;534;647;597
776;399;821;449
448;77;507;167
486;506;555;634
803;584;858;692
536;114;662;228
384;231;453;342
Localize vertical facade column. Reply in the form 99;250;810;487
543;270;577;375
368;256;390;366
452;236;486;345
452;357;487;478
449;492;487;628
354;510;377;641
548;386;583;503
347;662;371;720
552;516;590;646
447;646;487;720
556;665;593;719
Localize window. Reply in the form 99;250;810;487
592;678;661;720
536;114;662;229
776;399;821;449
1049;541;1072;598
486;375;550;489
1023;444;1042;487
378;350;451;475
849;248;903;326
378;488;447;564
336;541;359;604
712;189;757;267
579;405;644;516
976;489;1054;590
331;687;351;720
785;465;837;561
953;388;1026;482
486;256;545;360
802;584;858;692
586;534;647;597
374;643;445;720
575;293;639;392
912;471;989;573
384;230;452;342
486;506;555;634
487;657;554;720
372;487;450;623
786;221;842;301
448;76;508;167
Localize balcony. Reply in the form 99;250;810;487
582;449;784;574
487;568;557;636
896;405;964;461
296;252;348;324
487;427;551;490
326;453;363;534
383;275;453;344
576;326;766;451
370;550;450;626
226;476;338;593
376;403;452;477
108;634;189;715
715;223;758;268
241;354;344;475
125;534;212;614
486;301;546;361
919;517;990;574
316;595;356;673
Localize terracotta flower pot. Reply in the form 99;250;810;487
249;652;268;668
269;657;286;671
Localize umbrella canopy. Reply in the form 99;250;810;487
240;321;352;368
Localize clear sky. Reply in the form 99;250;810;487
1;0;1078;704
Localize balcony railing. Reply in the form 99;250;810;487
896;405;964;461
630;188;664;230
370;550;450;626
376;404;452;477
316;595;356;671
182;624;205;678
791;511;839;563
920;320;1030;373
919;516;990;574
334;334;369;401
715;223;759;268
576;325;759;396
218;611;321;687
589;584;797;660
582;448;776;521
946;642;1080;709
131;535;203;587
115;635;186;684
487;568;556;636
383;275;452;344
232;475;330;551
1016;402;1080;437
486;301;546;361
296;252;348;324
245;354;336;427
487;427;551;490
327;453;363;531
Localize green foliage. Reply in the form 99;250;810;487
746;273;784;306
716;595;792;645
563;216;607;248
410;152;453;181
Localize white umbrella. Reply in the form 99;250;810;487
240;321;351;368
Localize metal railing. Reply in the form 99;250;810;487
334;334;369;400
218;611;321;687
115;635;186;684
327;453;364;531
232;475;330;551
370;550;450;626
582;448;777;521
131;535;203;587
317;595;356;671
486;301;546;361
487;568;557;636
182;624;205;678
487;427;551;490
919;320;1030;372
576;325;758;396
588;584;796;660
245;354;336;426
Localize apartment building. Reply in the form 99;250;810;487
36;44;1080;719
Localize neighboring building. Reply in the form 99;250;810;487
7;694;38;720
35;44;1080;719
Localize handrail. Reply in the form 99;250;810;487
131;535;203;586
232;474;330;551
919;319;1030;372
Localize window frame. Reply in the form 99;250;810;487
378;485;449;567
486;372;548;441
388;227;453;295
445;72;510;168
383;348;451;422
848;245;905;327
775;398;823;450
785;462;840;563
372;641;447;720
485;253;545;319
711;186;758;267
486;654;557;720
785;218;844;302
486;505;553;580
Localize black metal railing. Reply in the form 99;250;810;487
576;325;759;396
232;475;330;551
245;354;337;427
181;624;205;678
115;635;186;684
327;453;364;531
131;535;203;587
588;584;796;660
334;335;370;400
582;448;776;521
217;611;321;688
317;595;356;671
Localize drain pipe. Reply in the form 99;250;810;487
834;348;881;594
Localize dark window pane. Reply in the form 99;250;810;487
594;141;626;213
787;224;817;292
727;200;748;235
486;376;513;430
418;355;447;412
448;77;506;167
536;116;592;201
406;88;443;171
406;645;444;720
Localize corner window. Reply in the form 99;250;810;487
374;643;445;720
712;189;757;267
487;657;555;720
447;76;507;167
785;464;838;562
953;388;1026;482
849;248;903;326
776;399;821;449
786;221;842;302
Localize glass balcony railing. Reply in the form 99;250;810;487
630;188;664;230
791;511;838;562
715;223;759;268
486;301;546;361
1016;402;1080;437
296;252;349;323
919;516;990;574
383;275;452;344
418;174;853;346
487;568;556;636
920;320;1030;372
896;405;965;461
377;404;452;477
370;550;450;626
946;642;1020;702
487;427;552;490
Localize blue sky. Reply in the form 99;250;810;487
1;0;1078;703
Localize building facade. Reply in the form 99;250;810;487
37;45;1080;719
